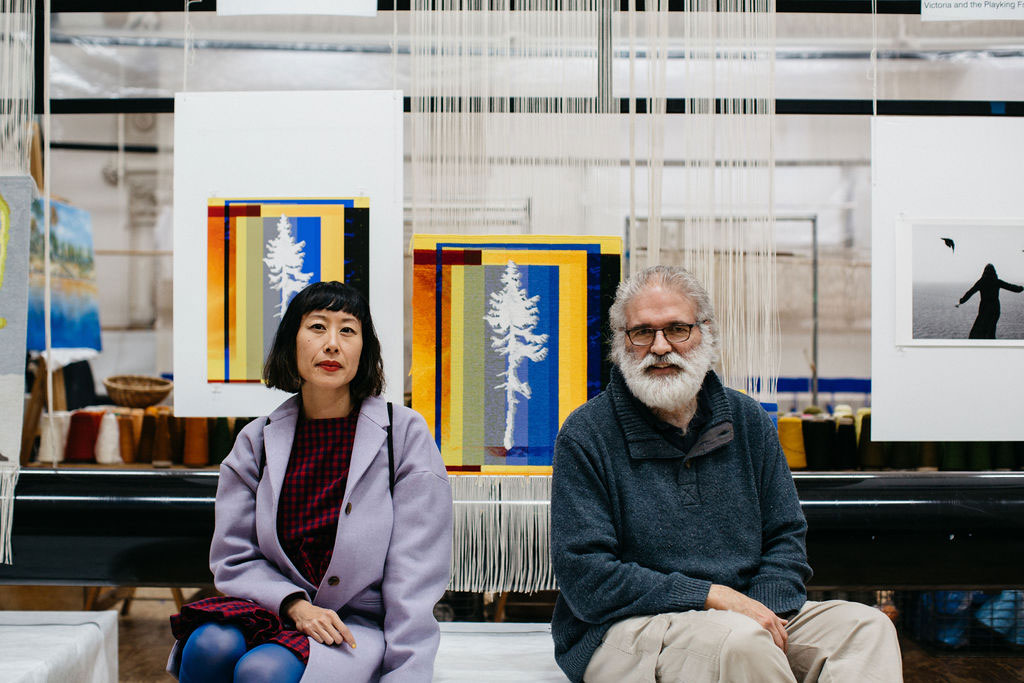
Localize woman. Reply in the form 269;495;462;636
958;263;1023;339
168;281;452;682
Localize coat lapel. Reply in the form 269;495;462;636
344;396;389;498
261;395;301;510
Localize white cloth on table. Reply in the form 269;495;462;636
435;622;567;682
0;610;117;683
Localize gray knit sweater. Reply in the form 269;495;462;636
550;368;812;682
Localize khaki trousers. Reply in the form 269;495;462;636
583;600;903;683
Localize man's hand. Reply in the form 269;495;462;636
704;584;788;652
285;599;357;648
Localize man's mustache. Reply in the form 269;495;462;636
638;352;687;370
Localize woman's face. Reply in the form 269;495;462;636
295;308;363;394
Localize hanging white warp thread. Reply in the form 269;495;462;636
449;475;554;593
650;0;777;403
0;0;34;564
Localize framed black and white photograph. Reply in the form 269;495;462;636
900;218;1024;346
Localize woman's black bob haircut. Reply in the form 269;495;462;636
263;280;385;402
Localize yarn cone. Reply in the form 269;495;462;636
65;411;104;463
777;416;806;470
136;414;156;463
993;442;1015;470
36;412;71;463
918;442;939;471
182;418;210;467
152;413;173;465
966;441;992;471
888;441;920;470
209;417;233;465
939;442;967;471
169;415;185;465
802;417;835;471
833;417;858;470
116;414;136;463
94;413;122;464
857;413;887;469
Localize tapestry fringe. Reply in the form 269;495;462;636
0;467;18;564
449;475;555;593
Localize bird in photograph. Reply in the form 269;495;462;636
958;263;1024;339
940;237;955;253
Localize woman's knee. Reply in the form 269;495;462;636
234;644;305;683
180;623;247;681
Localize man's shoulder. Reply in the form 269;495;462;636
718;384;769;422
559;390;616;438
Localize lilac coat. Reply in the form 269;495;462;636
169;395;453;682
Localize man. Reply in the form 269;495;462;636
550;265;902;683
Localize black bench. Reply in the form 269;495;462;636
2;470;1022;590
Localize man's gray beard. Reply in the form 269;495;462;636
613;339;714;413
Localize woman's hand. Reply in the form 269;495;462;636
705;584;789;652
285;599;357;648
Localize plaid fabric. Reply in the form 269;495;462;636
170;596;310;663
278;410;358;586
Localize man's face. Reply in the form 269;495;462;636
623;285;703;371
614;284;713;413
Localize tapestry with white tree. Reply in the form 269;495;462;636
484;260;549;450
264;214;312;318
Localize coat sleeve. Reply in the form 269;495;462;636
745;409;812;614
998;279;1024;294
379;411;453;682
551;430;712;625
960;280;981;304
209;424;311;614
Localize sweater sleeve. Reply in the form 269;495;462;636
551;430;712;625
745;409;812;614
210;425;311;614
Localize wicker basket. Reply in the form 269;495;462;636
103;374;173;408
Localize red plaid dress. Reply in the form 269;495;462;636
170;411;358;663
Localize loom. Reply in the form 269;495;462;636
0;0;34;565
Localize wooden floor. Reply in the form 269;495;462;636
4;586;1024;681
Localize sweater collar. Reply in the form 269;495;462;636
608;364;734;460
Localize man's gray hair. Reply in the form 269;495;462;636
608;265;720;363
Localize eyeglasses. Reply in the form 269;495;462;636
625;322;701;346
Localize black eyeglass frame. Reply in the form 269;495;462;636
624;321;704;346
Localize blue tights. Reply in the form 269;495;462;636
179;623;306;683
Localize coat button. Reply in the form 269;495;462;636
327;576;339;586
345;502;352;515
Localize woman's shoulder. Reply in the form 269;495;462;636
359;396;430;433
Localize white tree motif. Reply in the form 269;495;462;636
263;214;312;318
484;260;549;450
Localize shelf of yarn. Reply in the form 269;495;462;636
31;406;254;468
777;407;1024;471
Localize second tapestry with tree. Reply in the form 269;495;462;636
207;197;369;383
412;235;622;472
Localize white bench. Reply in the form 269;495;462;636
436;622;567;682
0;610;117;683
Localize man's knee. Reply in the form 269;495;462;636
712;611;781;661
843;602;899;644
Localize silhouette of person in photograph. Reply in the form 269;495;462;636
957;264;1023;339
